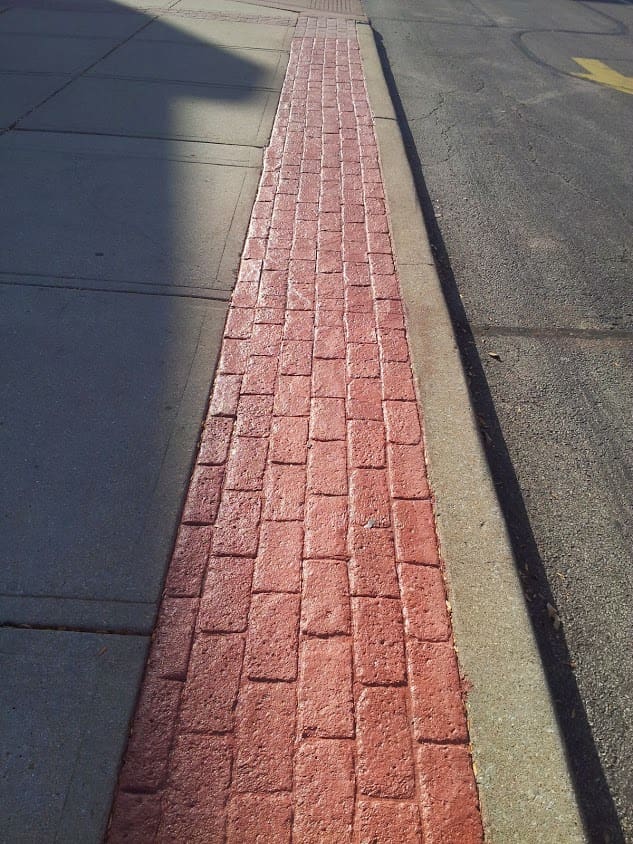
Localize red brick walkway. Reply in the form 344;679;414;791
107;16;484;843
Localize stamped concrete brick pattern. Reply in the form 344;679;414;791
108;16;483;843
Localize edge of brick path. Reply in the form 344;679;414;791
356;22;588;844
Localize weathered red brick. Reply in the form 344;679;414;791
416;743;484;844
107;793;162;843
368;254;394;277
298;637;354;738
198;556;253;631
224;308;254;342
239;258;263;283
314;325;346;359
208;374;242;418
307;439;347;495
305;495;348;558
367;231;392;254
392;499;440;565
250;322;282;356
387;443;429;499
235;394;273;437
245;592;300;681
309;396;346;440
355;800;422;843
381;361;416;402
407;640;468;742
301;558;351;635
182;465;223;525
356;686;415;798
118;677;181;792
226;793;292;844
343;261;370;286
269;416;309;464
213;491;261;557
366;213;389;233
147;597;197;681
164;524;212;597
242;355;278;395
347;342;380;378
198;416;233;467
348;524;399;597
399;563;450;641
347;419;385;469
264;247;291;271
284;309;314;341
218;337;249;375
346;286;373;313
350;468;390;527
316;273;344;301
375;298;405;330
263;463;306;521
384;400;421;444
274;374;311;416
158;733;232;842
345;311;376;343
225;436;268;491
312;358;346;398
179;634;244;732
233;681;296;793
287;282;315;310
255;306;285;325
293;740;355;842
378;328;409;362
232;281;259;308
280;339;313;376
372;274;400;300
347;378;383;421
352;597;406;684
253;520;303;593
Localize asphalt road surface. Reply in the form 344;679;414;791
364;0;633;839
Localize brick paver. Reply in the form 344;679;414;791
108;15;483;843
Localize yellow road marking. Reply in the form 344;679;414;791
572;58;633;95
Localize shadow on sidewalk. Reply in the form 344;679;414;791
0;0;278;839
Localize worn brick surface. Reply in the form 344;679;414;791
198;557;253;632
253;520;303;593
227;793;292;844
355;800;423;843
356;686;415;799
416;744;484;844
399;563;451;641
245;592;300;681
179;634;244;733
293;740;355;843
407;640;469;743
109;22;481;843
164;524;211;597
352;597;406;684
301;558;351;636
392;498;440;565
158;733;232;843
298;637;354;738
233;681;296;793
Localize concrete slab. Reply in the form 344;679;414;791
0;627;148;843
0;7;147;36
0;73;68;129
0;284;227;632
20;75;281;144
0;132;261;291
142;15;294;51
86;35;288;89
0;33;125;74
171;0;297;16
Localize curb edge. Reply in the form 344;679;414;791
357;20;588;843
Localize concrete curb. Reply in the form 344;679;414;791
357;21;588;844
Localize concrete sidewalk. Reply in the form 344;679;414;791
0;0;296;839
1;0;587;841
